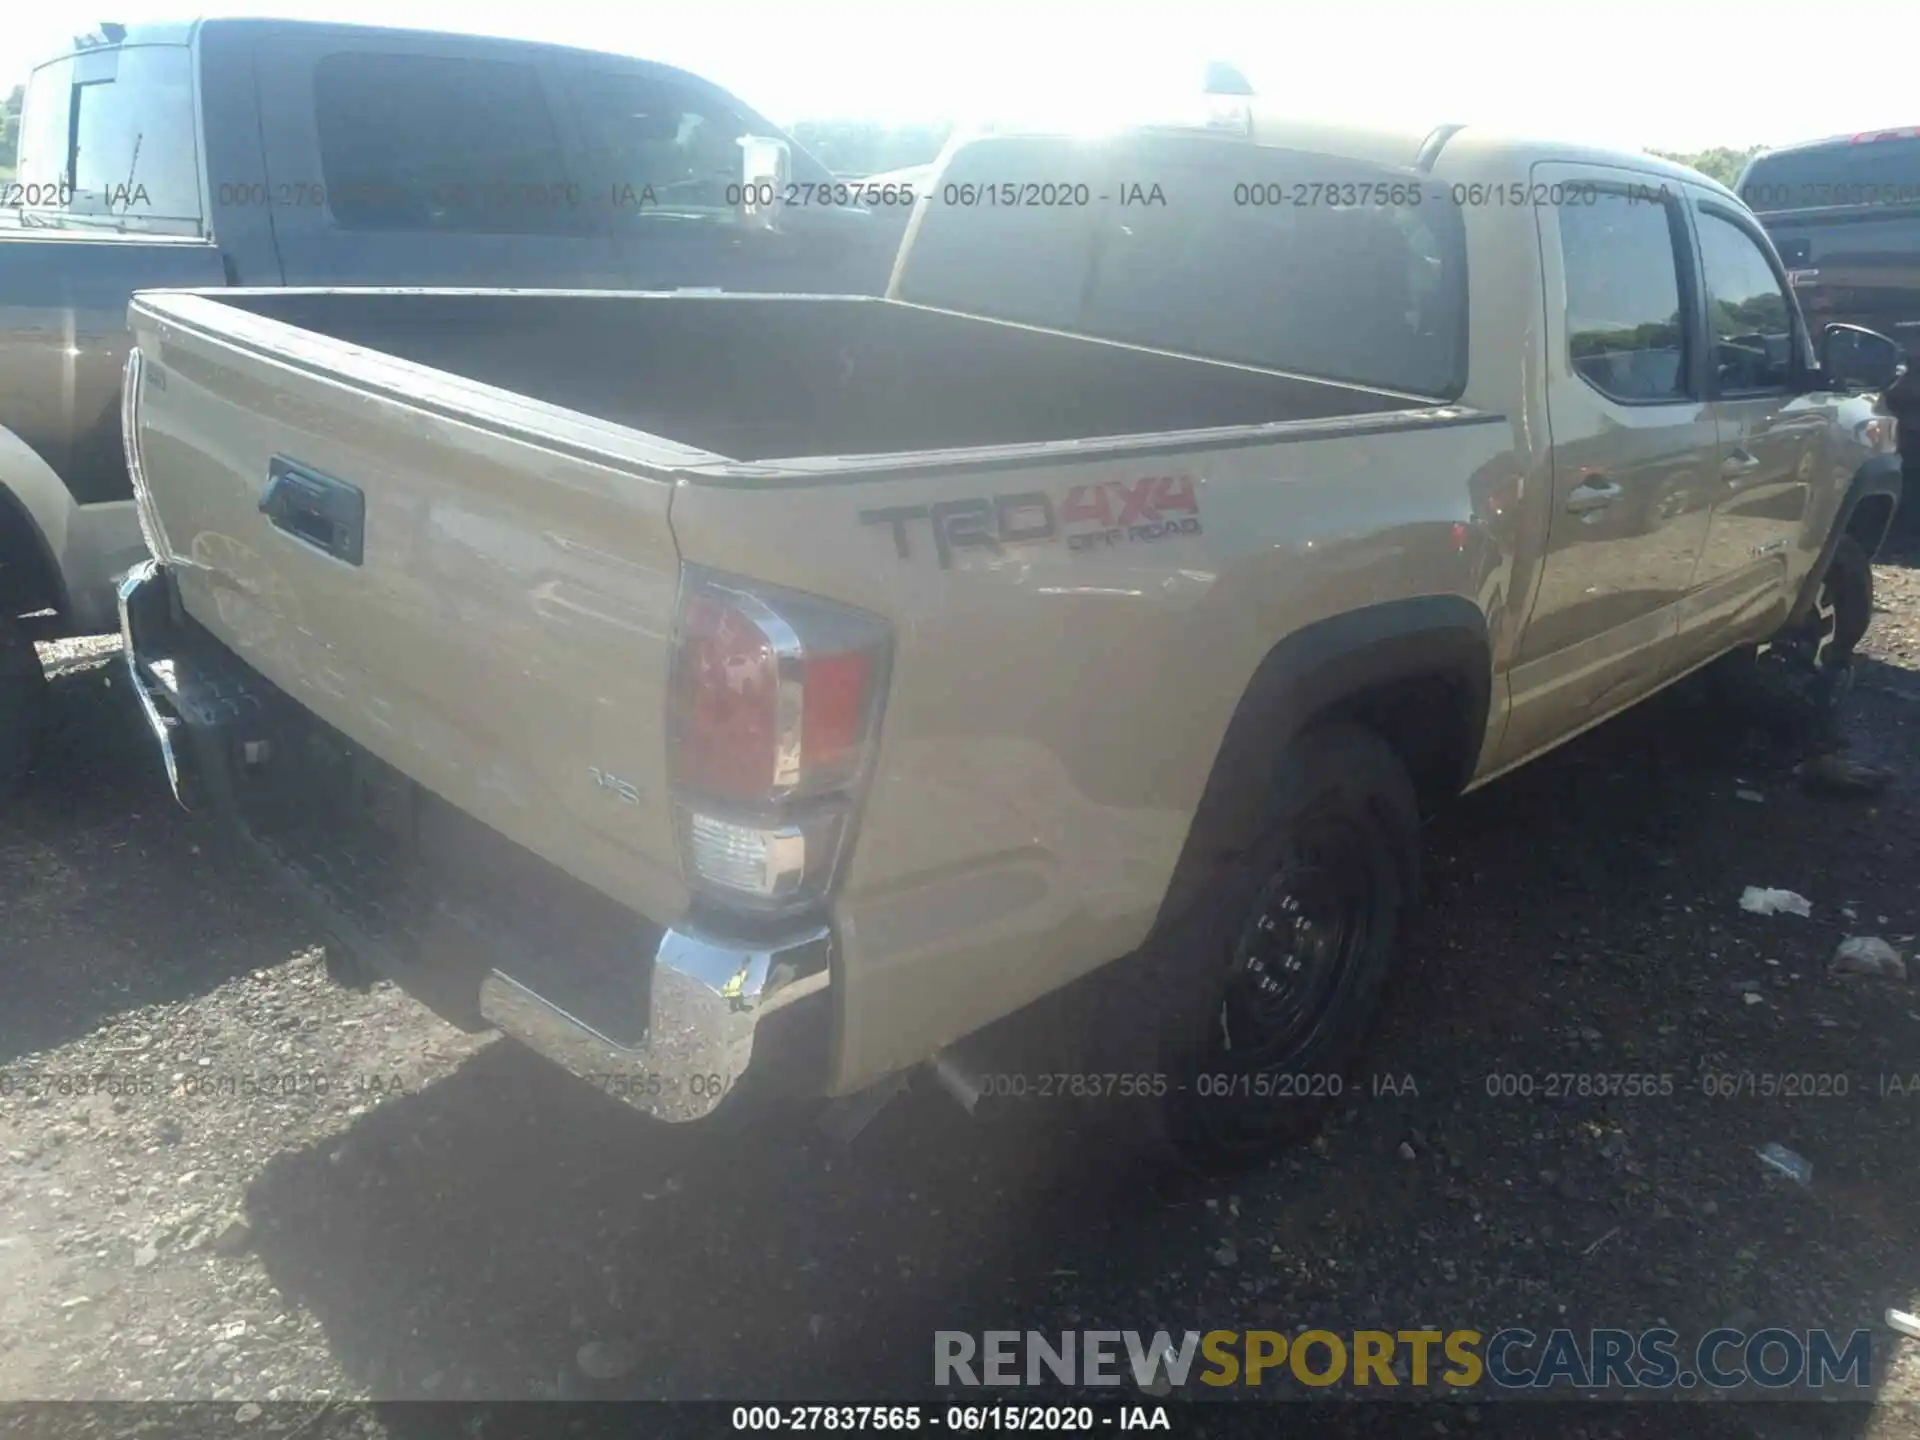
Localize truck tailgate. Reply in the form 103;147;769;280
124;293;693;926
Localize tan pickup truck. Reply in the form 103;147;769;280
116;106;1905;1165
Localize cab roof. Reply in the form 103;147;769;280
976;102;1742;204
35;16;722;78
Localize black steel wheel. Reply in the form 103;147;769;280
1709;534;1875;744
1085;723;1418;1169
1769;535;1873;680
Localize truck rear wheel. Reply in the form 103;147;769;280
0;614;47;800
1090;723;1419;1169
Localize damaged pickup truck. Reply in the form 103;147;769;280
116;109;1905;1164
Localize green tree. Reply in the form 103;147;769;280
1651;145;1766;190
0;84;22;175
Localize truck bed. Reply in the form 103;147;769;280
212;289;1421;463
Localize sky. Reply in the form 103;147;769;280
4;0;1916;154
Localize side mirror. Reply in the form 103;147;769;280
1818;322;1906;392
736;135;790;232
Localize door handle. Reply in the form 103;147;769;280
1721;450;1763;482
260;457;365;565
1565;480;1622;515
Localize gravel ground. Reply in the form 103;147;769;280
2;563;1919;1436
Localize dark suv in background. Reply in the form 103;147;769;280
0;19;907;796
1740;128;1920;533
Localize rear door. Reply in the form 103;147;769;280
1504;171;1716;763
1680;196;1831;654
251;31;626;286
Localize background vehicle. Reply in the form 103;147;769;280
118;111;1903;1166
1739;128;1920;531
0;18;906;793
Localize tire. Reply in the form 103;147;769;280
0;613;48;800
1083;722;1419;1170
1764;533;1873;671
1814;534;1875;664
1710;534;1873;735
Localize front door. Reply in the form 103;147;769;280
1678;198;1832;658
1501;171;1718;767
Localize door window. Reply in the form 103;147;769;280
1695;209;1798;395
1558;191;1691;403
313;52;587;235
572;71;749;220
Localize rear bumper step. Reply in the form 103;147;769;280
117;559;833;1122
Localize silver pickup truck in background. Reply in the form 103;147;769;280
0;17;903;795
117;107;1904;1166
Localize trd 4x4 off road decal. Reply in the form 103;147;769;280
861;475;1200;568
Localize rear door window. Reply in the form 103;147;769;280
313;52;588;235
1557;190;1693;403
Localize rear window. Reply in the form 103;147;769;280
314;52;587;235
13;59;75;203
11;47;203;234
1739;137;1920;212
898;133;1468;399
892;136;1103;332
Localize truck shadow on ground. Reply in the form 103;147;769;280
0;661;319;1066
239;670;1919;1429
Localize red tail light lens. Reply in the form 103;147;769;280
674;591;784;800
801;650;873;779
669;567;891;912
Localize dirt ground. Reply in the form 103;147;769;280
2;555;1918;1438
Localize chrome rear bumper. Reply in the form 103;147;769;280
117;558;834;1123
477;923;831;1122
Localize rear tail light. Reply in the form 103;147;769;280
668;566;890;914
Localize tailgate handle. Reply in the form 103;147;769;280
260;458;364;566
